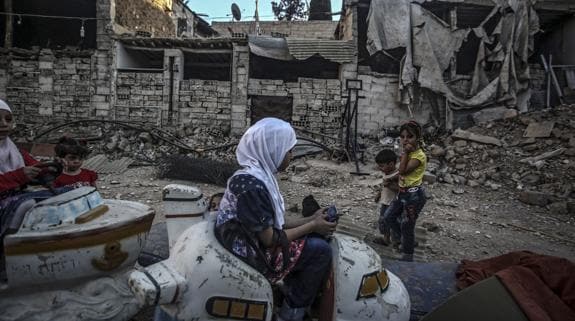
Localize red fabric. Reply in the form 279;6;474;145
0;149;38;194
52;169;98;189
456;251;575;321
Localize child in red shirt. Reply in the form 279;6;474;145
53;137;98;189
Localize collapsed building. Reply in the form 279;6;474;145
0;0;573;138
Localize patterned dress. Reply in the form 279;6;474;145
216;174;306;283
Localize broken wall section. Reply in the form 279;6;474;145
356;71;430;134
114;0;176;37
212;21;339;39
115;72;164;123
248;78;343;135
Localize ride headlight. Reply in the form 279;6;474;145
356;270;390;300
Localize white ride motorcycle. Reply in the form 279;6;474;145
129;184;411;321
0;183;410;321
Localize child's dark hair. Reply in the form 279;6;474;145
55;136;90;158
375;149;397;164
400;120;423;143
209;192;224;206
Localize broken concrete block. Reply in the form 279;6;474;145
430;145;446;157
518;191;552;206
471;107;518;124
549;202;568;215
523;121;555;138
451;129;502;146
423;172;437;184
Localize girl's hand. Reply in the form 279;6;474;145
403;143;416;154
312;214;337;236
311;207;328;220
23;166;41;180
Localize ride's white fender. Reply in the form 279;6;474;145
129;215;274;321
332;234;410;321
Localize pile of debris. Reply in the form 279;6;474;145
426;105;575;214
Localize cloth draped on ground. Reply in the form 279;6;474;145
456;251;575;321
366;0;539;111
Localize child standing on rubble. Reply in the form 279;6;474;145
53;137;98;189
374;149;399;245
384;121;427;262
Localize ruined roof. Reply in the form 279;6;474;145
286;39;356;63
116;37;245;53
249;37;356;64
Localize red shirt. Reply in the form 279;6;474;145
53;169;98;189
0;149;39;194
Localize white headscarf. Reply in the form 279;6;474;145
0;99;25;174
234;118;297;229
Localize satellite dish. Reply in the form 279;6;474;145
231;3;242;21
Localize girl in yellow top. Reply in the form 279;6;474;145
383;120;427;261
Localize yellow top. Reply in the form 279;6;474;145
399;148;427;188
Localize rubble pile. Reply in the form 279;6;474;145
426;105;575;214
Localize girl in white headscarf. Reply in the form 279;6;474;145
0;99;41;195
216;118;336;321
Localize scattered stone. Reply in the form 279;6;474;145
523;144;539;152
518;190;552;206
421;222;440;232
452;187;465;194
452;129;502;146
523;121;555;138
565;148;575;157
430;145;446;157
549;202;568;215
472;107;518;124
454;140;468;148
468;180;480;187
110;180;120;185
521;174;541;185
423;172;437;184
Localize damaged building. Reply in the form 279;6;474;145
0;0;573;138
347;0;575;132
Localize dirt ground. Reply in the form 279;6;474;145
98;158;575;264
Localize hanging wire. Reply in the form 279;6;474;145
0;11;104;21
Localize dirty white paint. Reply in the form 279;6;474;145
333;234;411;321
0;188;154;321
132;215;274;321
163;184;209;249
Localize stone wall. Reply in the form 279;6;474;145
212;21;338;39
178;80;231;132
115;72;165;123
248;78;343;134
0;50;107;119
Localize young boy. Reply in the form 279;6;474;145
52;137;98;189
374;149;399;245
208;192;224;212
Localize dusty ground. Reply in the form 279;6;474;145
98;158;575;264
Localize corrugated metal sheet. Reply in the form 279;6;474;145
83;155;134;174
286;39;356;63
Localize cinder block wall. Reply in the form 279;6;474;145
179;80;232;132
356;72;429;135
115;72;165;123
248;78;343;135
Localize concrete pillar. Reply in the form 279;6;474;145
38;49;54;116
230;44;250;135
163;49;184;126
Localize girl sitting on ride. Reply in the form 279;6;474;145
0;99;42;237
215;118;337;321
53;137;97;189
384;120;427;262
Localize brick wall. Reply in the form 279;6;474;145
212;21;338;39
178;79;231;132
115;72;165;123
248;78;343;134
